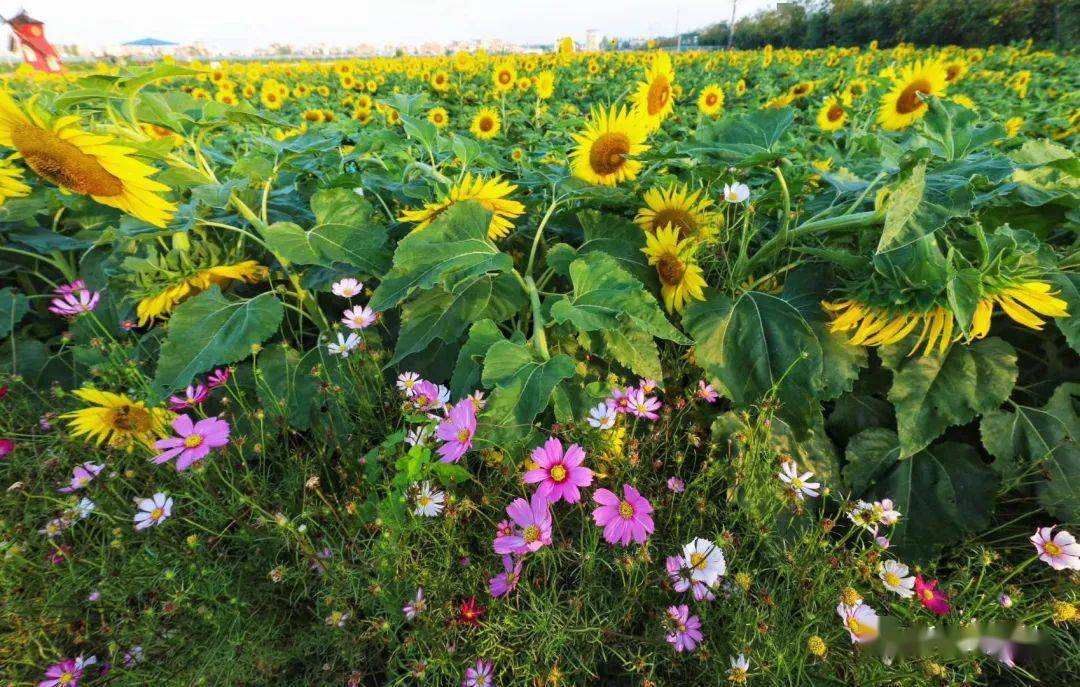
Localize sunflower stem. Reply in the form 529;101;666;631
747;210;883;271
525;275;550;361
525;194;561;279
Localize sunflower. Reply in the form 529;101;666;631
0;156;31;205
0;93;176;228
823;301;959;356
943;60;968;84
536;71;556;100
492;62;516;93
641;224;707;314
430;70;450;92
61;388;170;451
427;107;449;128
470;107;501;140
570;105;649;187
697;84;725;117
816;95;848;132
951;95;976;110
1004;116;1023;136
398;173;524;241
634;183;718;241
843;79;868;100
788;81;815;100
968;281;1069;340
877;60;949;131
136;260;268;325
631;51;676;130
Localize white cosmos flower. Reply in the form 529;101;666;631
396;372;421;395
327;332;361;357
779;461;820;499
413;481;445;517
134;492;173;530
405;425;431;447
682;538;726;586
723;182;750;203
874;498;901;525
587;402;617;430
331;278;363;298
837;602;879;643
878;560;915;598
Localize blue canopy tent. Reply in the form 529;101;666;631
123;38;178;47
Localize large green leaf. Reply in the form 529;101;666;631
690;108;793;166
548;252;688;344
450;320;510;399
844;429;998;562
1050;272;1080;355
479;340;575;441
587;326;662;380
547;211;652;284
684;289;823;433
263;188;390;275
1041;445;1080;522
876;163;974;254
151;287;283;399
390;272;525;365
0;288;29;339
919;99;1006;160
980;382;1080;478
255;344;321;432
883;337;1017;457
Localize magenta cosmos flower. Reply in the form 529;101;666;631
38;658;83;687
626;387;661;420
48;288;99;318
436;398;476;463
523;437;593;504
493;493;552;555
1030;526;1080;571
167;383;209;411
592;484;654;546
153;415;230;471
58;462;105;493
0;437;15;459
488;555;523;598
665;605;703;652
914;575;951;615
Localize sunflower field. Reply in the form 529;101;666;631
1;42;1080;687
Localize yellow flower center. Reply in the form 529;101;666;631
884;572;900;587
523;524;541;543
896;79;932;114
549;464;568;483
618;500;635;519
690;552;708;570
588;132;630;176
1044;541;1063;556
59;672;74;685
792;477;804;489
13;122;124;197
150;507;164;520
183;434;204;449
109;405;152;433
922;589;935;601
418;496;431;507
646;75;671;115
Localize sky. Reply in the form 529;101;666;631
16;0;776;52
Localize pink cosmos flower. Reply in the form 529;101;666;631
342;305;377;329
167;383;209;411
0;438;14;459
914;575;951;615
38;658;83;687
697;380;719;403
665;605;703;652
58;462;105;493
54;280;87;296
523;437;593;504
488;555;523;598
134;492;173;530
45;543;70;565
49;289;99;318
592;484;654;546
626;387;661;420
837;602;880;643
493;493;552;555
153;415;230;471
665;555;715;601
206;368;231;388
667;476;685;493
410;380;443;411
606;386;633;414
639;378;659;394
1030;526;1080;571
331;278;363;298
435;398;476;463
403;587;426;620
462;659;493;687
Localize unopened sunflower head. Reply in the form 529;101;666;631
0;93;176;227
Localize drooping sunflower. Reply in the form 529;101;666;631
0;94;176;228
427;107;449;129
398;173;524;241
470;107;501;140
492;61;517;93
967;281;1069;340
631;51;676;130
61;388;171;451
877;60;949;131
135;260;268;325
571;105;649;187
816;95;848;132
634;183;719;241
697;84;725;118
641;224;707;315
823;300;959;356
0;155;31;205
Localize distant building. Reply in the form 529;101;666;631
585;29;599;52
5;10;63;73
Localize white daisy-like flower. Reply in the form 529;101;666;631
779;461;820;499
878;560;915;598
723;182;750;203
405;425;431;447
682;537;726;586
331;278;363;298
396;372;421;396
342;305;377;330
587;402;617;430
134;492;173;530
412;481;445;517
837;601;879;643
327;332;361;357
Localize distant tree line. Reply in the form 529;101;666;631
696;0;1080;49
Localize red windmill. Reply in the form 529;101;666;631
4;10;63;73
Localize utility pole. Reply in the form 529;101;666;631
675;7;681;52
726;0;738;50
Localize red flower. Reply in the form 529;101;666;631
0;438;13;459
457;596;486;626
0;385;8;399
914;575;951;615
